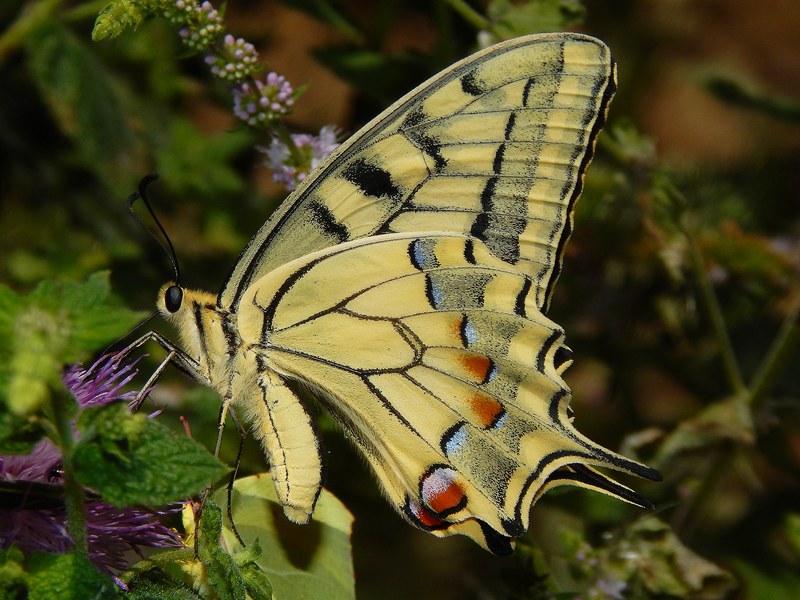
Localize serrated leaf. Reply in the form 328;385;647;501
74;403;227;506
124;567;205;600
93;0;163;41
0;273;145;415
25;551;119;600
216;474;354;600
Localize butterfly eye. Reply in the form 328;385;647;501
164;285;183;313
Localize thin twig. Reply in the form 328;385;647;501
49;391;88;554
443;0;492;32
683;222;748;398
749;295;800;410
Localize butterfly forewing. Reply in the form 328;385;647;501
219;33;615;313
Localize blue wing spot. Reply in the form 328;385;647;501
460;317;478;347
425;275;444;309
441;422;468;456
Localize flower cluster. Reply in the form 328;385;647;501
205;34;260;82
165;0;224;52
233;72;295;126
261;125;340;191
161;1;340;192
0;354;183;577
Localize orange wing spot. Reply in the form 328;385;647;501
469;392;504;428
427;481;466;514
448;317;463;344
458;352;492;382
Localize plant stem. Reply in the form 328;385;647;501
684;225;747;398
49;392;88;554
443;0;492;32
749;296;800;410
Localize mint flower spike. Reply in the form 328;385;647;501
167;0;224;52
0;352;184;583
63;351;141;409
206;34;259;81
261;125;341;191
233;71;296;126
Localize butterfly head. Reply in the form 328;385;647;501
156;281;225;379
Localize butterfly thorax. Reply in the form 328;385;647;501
157;283;242;388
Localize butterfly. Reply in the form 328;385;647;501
135;32;660;555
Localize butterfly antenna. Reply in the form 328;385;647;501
127;173;182;283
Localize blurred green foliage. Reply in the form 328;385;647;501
1;0;799;598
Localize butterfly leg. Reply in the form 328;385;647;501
113;330;206;411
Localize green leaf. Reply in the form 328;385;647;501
0;411;47;454
123;504;273;599
25;551;119;600
0;272;145;415
784;513;800;560
93;0;165;41
733;559;800;600
153;118;251;199
215;474;354;600
25;21;144;193
616;517;737;599
124;568;204;600
652;397;755;468
73;402;227;506
487;0;586;38
0;547;27;599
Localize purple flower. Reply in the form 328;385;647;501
0;438;61;484
63;352;140;409
261;125;340;191
206;34;259;82
166;0;224;52
590;577;627;599
0;353;184;578
233;72;295;126
0;498;182;577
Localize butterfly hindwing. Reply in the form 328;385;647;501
234;233;653;551
219;33;615;313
